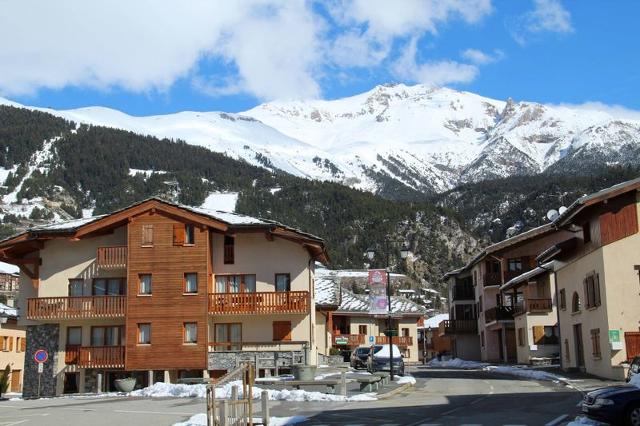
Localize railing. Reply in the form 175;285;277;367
78;346;125;368
27;296;126;320
483;272;502;287
484;306;515;323
514;298;553;316
65;345;80;365
333;334;365;346
375;335;413;346
452;285;474;301
438;319;477;336
208;291;310;315
97;246;127;269
206;363;255;426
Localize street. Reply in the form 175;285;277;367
0;366;594;426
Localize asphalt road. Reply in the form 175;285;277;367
0;367;588;426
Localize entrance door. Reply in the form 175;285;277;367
574;324;585;368
10;370;20;393
63;372;79;394
505;329;517;362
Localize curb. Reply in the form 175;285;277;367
376;382;415;400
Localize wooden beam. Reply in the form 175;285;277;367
2;257;41;265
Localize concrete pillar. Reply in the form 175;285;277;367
79;370;86;393
261;390;269;425
164;370;171;383
96;373;102;394
202;370;210;379
147;370;154;387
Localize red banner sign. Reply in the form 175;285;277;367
368;269;388;314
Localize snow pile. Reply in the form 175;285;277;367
629;373;640;387
394;375;416;385
483;365;566;382
428;358;489;369
566;416;605;426
174;414;308;426
130;382;207;398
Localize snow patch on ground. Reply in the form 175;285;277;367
428;358;489;369
394;375;416;385
200;192;238;212
428;358;567;382
174;413;307;426
566;416;606;425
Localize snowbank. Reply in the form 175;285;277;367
174;413;307;426
566;416;605;426
428;358;489;369
394;375;416;385
427;358;567;382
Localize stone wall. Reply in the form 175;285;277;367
208;350;304;371
23;324;59;398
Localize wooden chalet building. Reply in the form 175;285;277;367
0;198;328;397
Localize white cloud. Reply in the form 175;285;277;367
0;0;494;100
393;38;478;86
461;48;504;65
551;102;640;122
509;0;574;45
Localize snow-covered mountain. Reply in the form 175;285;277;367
2;83;639;196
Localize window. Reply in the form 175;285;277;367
184;323;197;344
275;273;291;292
358;325;367;335
582;222;591;243
139;274;152;295
184;273;198;294
508;258;523;272
480;331;485;347
273;321;292;341
68;279;84;297
215;275;256;293
142;224;154;246
91;326;124;346
591;329;601;359
173;223;185;246
92;278;125;295
559;289;566;310
1;336;11;351
534;326;559;345
138;323;151;344
67;327;82;346
572;292;581;313
18;337;26;352
224;235;235;264
185;224;195;245
214;323;242;350
517;328;525;347
584;273;601;309
402;328;410;337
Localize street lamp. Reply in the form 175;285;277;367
366;238;410;381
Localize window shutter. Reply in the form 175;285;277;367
533;326;544;345
8;337;13;351
142;224;153;246
273;321;292;341
594;274;601;307
583;278;589;309
20;338;26;352
173;223;185;246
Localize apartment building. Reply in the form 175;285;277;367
0;303;25;394
0;197;327;397
440;269;480;360
539;178;640;380
315;270;426;363
418;313;451;362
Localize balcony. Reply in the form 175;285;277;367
76;346;125;368
97;246;127;269
484;306;514;324
332;334;365;347
504;267;532;283
438;319;477;336
27;296;126;320
452;285;474;301
514;298;553;316
375;335;413;347
483;272;502;287
208;291;310;315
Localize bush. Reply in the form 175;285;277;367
0;364;10;397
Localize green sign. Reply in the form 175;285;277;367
335;337;349;345
384;329;398;337
609;330;620;343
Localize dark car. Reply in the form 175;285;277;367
350;347;370;369
628;357;640;383
582;385;640;425
366;344;405;376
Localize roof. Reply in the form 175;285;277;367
554;177;640;226
536;237;579;264
0;197;329;263
420;313;449;329
0;303;17;319
315;272;341;308
500;262;553;292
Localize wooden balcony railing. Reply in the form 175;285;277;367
65;345;80;365
332;334;365;347
375;335;413;347
514;298;553;316
438;319;477;336
27;296;126;320
208;291;310;315
484;306;515;323
97;246;127;269
78;346;125;368
483;272;502;287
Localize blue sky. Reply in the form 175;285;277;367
1;1;638;116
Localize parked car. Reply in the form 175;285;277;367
628;356;640;383
581;384;640;425
366;344;405;376
350;347;370;369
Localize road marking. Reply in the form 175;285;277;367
545;414;569;426
113;410;198;415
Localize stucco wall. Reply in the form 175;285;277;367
0;321;26;393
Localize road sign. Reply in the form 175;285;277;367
34;349;48;364
335;337;348;345
37;363;43;373
368;335;374;344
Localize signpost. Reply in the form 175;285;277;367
34;349;48;398
368;335;374;344
609;330;623;350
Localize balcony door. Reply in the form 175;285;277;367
214;323;242;350
215;275;256;293
91;326;125;346
92;278;126;296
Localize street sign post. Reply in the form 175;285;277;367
34;349;48;398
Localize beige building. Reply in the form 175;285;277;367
539;178;640;380
0;303;25;394
440;269;480;360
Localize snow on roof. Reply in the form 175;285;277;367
0;262;19;275
421;288;440;294
500;262;554;292
0;303;17;318
31;215;107;232
421;313;449;329
315;272;340;307
334;287;427;315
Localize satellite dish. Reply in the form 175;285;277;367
558;206;568;215
546;209;559;221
